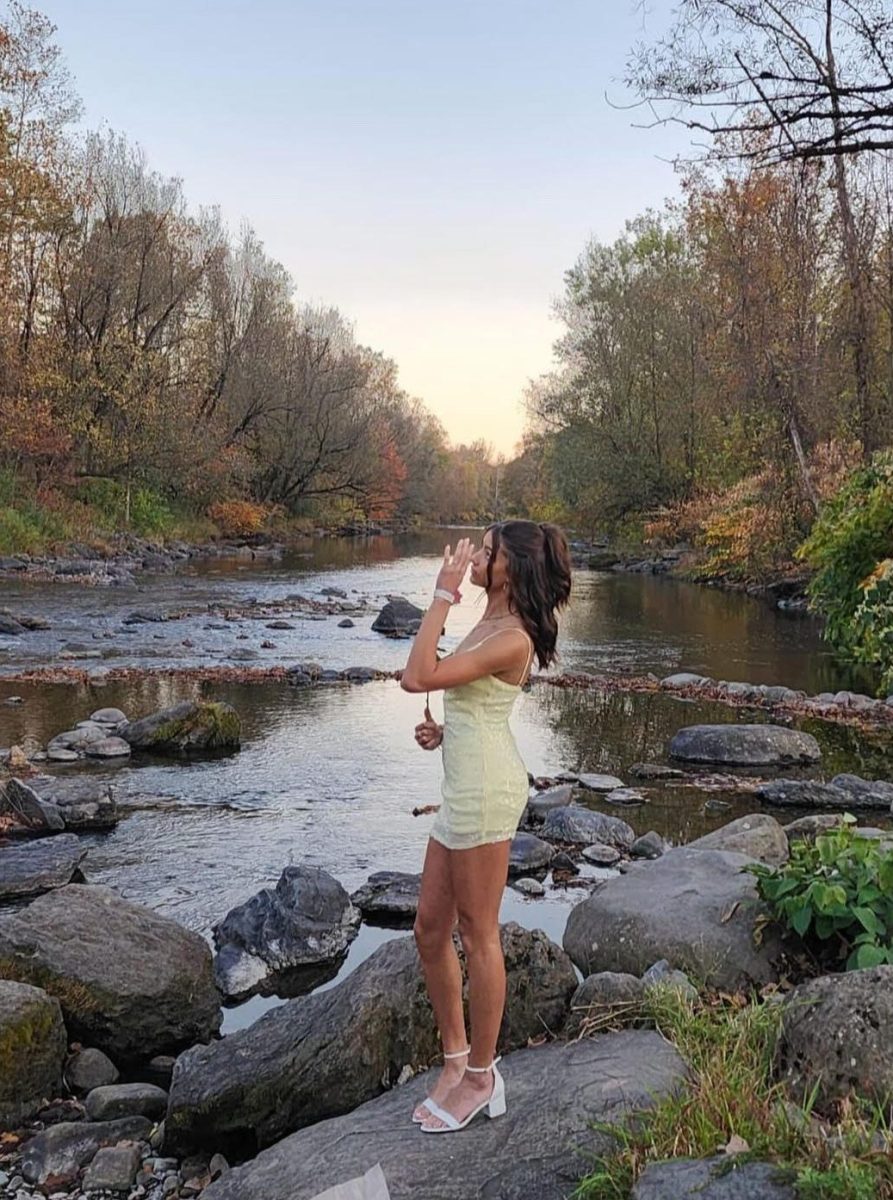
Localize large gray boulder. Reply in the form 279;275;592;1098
0;981;67;1127
201;1031;688;1200
632;1158;796;1198
27;776;119;830
778;966;893;1114
212;866;361;1001
0;885;221;1063
563;847;784;991
120;700;240;752
166;923;577;1155
0;834;86;900
830;773;893;810
527;785;575;820
669;724;821;766
689;814;789;866
541;806;634;849
371;597;424;638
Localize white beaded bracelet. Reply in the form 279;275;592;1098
433;588;456;605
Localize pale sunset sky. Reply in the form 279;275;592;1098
41;0;692;455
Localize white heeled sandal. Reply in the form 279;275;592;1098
420;1058;506;1134
411;1047;469;1125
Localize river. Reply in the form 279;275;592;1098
1;529;890;1031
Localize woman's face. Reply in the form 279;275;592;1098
469;530;508;591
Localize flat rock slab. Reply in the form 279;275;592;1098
166;924;576;1155
0;778;60;833
0;884;221;1063
527;785;575;820
831;773;893;809
20;1117;152;1187
669;724;821;766
0;834;86;900
632;1157;796;1198
202;1031;688;1200
563;847;785;991
509;832;554;874
756;780;851;809
350;872;421;923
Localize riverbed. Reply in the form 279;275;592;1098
1;529;890;1031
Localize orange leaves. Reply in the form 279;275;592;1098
207;499;270;538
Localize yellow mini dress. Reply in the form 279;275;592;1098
430;629;534;851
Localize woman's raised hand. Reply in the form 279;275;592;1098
414;703;443;751
435;537;474;596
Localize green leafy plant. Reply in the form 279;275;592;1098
748;821;893;971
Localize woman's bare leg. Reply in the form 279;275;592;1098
412;838;468;1117
421;839;510;1129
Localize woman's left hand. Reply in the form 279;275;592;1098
435;537;474;597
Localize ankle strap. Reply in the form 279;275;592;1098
466;1056;501;1072
443;1047;470;1060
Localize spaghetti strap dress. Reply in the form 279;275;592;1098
429;628;534;851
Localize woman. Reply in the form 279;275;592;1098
400;520;572;1134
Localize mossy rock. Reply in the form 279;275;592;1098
120;700;240;753
0;980;67;1127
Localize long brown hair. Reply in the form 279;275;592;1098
485;520;572;669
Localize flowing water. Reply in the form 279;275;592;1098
1;529;890;1030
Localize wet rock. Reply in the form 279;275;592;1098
582;843;621;867
778;966;893;1115
342;666;377;682
0;612;26;636
85;736;132;759
230;647;260;660
605;786;647;806
120;700;241;753
85;1082;168;1121
65;1047;120;1095
541;806;635;850
47;746;80;762
629;763;684;780
669;724;821;766
755;780;852;809
631;1157;795;1198
82;1143;142;1193
661;672;711;688
575;773;625;792
166;924;577;1154
350;871;421;922
20;1117;152;1187
337;618;355;628
199;1032;687;1200
550;851;578;873
564;847;785;991
512;877;546;896
508;832;554;875
0;981;66;1127
0;884;221;1062
371;597;424;637
565;971;645;1037
212;865;360;1001
526;784;574;820
0;834;86;900
91;707;128;726
689;814;789;866
631;831;666;859
830;773;893;810
28;776;119;830
266;620;295;630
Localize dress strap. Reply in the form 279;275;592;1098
456;627;534;686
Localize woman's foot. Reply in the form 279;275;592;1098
420;1065;496;1131
412;1049;469;1123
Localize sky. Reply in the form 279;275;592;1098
39;0;693;455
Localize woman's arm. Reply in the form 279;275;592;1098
401;627;530;693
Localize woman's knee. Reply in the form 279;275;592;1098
413;911;454;958
456;911;500;960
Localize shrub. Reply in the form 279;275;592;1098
207;499;270;538
748;821;893;972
